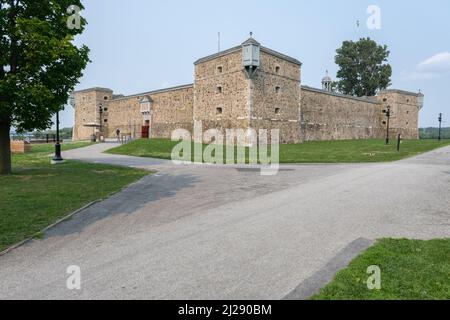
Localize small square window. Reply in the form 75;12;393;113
217;66;223;74
275;86;281;93
275;66;280;74
104;96;108;100
216;107;223;115
103;107;108;112
104;119;108;123
216;86;223;94
275;108;281;114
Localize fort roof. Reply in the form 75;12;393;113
379;89;422;97
301;86;380;104
194;38;302;66
110;83;194;101
73;87;113;94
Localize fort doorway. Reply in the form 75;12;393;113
142;120;150;138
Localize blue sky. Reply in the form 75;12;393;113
57;0;450;128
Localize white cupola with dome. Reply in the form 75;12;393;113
322;70;332;92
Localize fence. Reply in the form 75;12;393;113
10;132;72;143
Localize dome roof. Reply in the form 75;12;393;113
322;70;332;83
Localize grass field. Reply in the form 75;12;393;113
107;138;450;163
0;143;149;252
311;239;450;300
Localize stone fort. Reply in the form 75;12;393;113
72;36;424;143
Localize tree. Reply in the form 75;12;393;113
334;38;392;97
0;0;89;174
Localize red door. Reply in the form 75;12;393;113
141;126;149;139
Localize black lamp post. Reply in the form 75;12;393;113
385;106;391;145
52;110;64;164
438;113;442;141
99;104;103;141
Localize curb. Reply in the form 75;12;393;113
0;200;101;257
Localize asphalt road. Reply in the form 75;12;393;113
0;143;449;299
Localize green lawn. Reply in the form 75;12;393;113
0;142;149;252
311;239;450;300
107;138;450;163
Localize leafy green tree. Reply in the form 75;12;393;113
0;0;89;174
334;38;392;97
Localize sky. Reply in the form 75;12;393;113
56;0;450;129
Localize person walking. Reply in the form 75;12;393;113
116;128;121;143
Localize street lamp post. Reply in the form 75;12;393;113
99;104;103;142
385;106;391;145
438;113;442;142
51;110;64;164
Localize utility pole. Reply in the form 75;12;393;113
438;113;442;141
385;106;391;145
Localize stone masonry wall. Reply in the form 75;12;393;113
105;86;194;139
74;86;194;140
251;51;302;143
300;87;385;141
73;88;113;140
194;50;250;141
377;90;420;139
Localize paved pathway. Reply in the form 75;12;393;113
0;143;449;299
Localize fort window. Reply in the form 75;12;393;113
383;98;387;102
216;86;223;94
217;66;223;74
382;121;387;125
103;107;108;112
275;108;281;114
104;119;108;123
382;110;386;113
104;96;108;100
275;86;281;93
275;66;280;74
216;107;223;115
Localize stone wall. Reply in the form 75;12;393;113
300;86;384;141
73;85;194;140
73;88;113;140
104;85;194;139
194;50;250;139
251;51;302;143
377;90;421;139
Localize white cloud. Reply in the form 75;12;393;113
403;52;450;80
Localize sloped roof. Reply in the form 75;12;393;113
242;37;261;46
194;37;302;66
